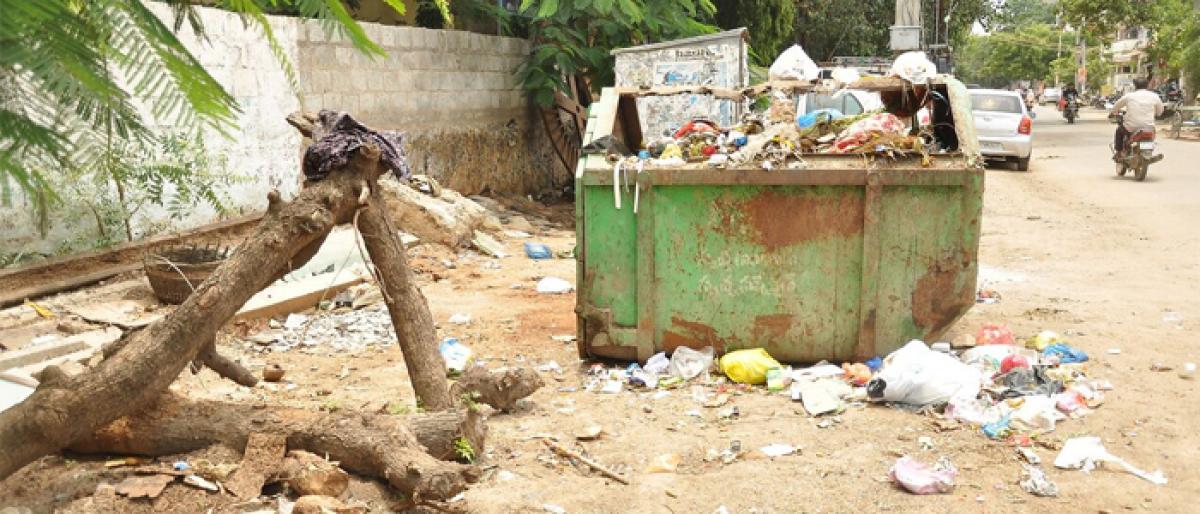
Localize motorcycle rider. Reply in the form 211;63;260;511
1060;84;1080;111
1110;78;1164;161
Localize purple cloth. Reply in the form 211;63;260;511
302;110;410;181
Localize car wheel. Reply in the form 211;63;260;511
1015;155;1030;171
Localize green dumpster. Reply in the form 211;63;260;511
575;77;984;363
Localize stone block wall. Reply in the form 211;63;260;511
294;22;561;196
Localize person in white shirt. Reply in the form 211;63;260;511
1110;78;1164;161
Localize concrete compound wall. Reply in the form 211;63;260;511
1;3;559;257
295;22;561;195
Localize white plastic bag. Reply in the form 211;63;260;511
1055;437;1167;485
870;340;982;406
669;346;714;380
643;351;670;375
1009;395;1062;432
890;51;938;83
768;45;820;82
829;67;861;85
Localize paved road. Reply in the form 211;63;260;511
1024;104;1200;247
962;103;1200;509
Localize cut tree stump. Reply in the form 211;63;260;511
68;394;479;502
408;408;487;462
450;365;545;412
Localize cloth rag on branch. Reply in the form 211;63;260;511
302;110;411;182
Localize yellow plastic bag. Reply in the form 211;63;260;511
1027;330;1061;351
719;348;782;385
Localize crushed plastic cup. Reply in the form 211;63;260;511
1180;362;1197;379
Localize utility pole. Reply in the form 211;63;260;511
1055;13;1063;87
1078;29;1086;92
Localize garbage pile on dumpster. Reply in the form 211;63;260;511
610;48;950;170
572;324;1169;496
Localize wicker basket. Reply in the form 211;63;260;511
144;246;228;304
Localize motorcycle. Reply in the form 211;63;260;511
1063;97;1079;124
1109;111;1163;181
1158;89;1184;120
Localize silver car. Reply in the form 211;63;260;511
970;89;1034;171
1041;87;1061;105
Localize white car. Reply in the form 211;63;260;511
795;90;884;116
970;89;1034;171
1041;87;1061;105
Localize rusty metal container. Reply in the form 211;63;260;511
574;77;984;363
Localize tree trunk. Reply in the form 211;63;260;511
68;394;478;502
407;408;487;462
357;199;452;410
0;148;379;480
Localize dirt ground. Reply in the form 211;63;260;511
2;107;1199;513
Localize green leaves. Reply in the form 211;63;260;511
0;0;400;243
537;0;560;19
510;0;718;106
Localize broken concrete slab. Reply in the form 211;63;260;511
381;179;492;248
114;474;175;499
67;299;163;329
0;327;121;371
0;373;36;413
472;231;509;258
234;266;368;321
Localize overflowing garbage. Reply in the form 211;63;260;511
566;320;1165;497
600;47;952;174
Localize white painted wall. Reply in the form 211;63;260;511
1;2;544;259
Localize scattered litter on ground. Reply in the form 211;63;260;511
644;453;681;473
536;277;574;294
669;346;714;381
1054;436;1167;485
718;348;779;384
439;338;472;373
976;289;1001;304
524;243;553;260
182;474;219;492
1180;362;1196;379
1019;464;1059;497
759;443;797;458
889;456;957;494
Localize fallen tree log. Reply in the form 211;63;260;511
357;200;451;410
69;394;479;502
0;148;378;480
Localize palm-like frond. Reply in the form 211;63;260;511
0;0;404;219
